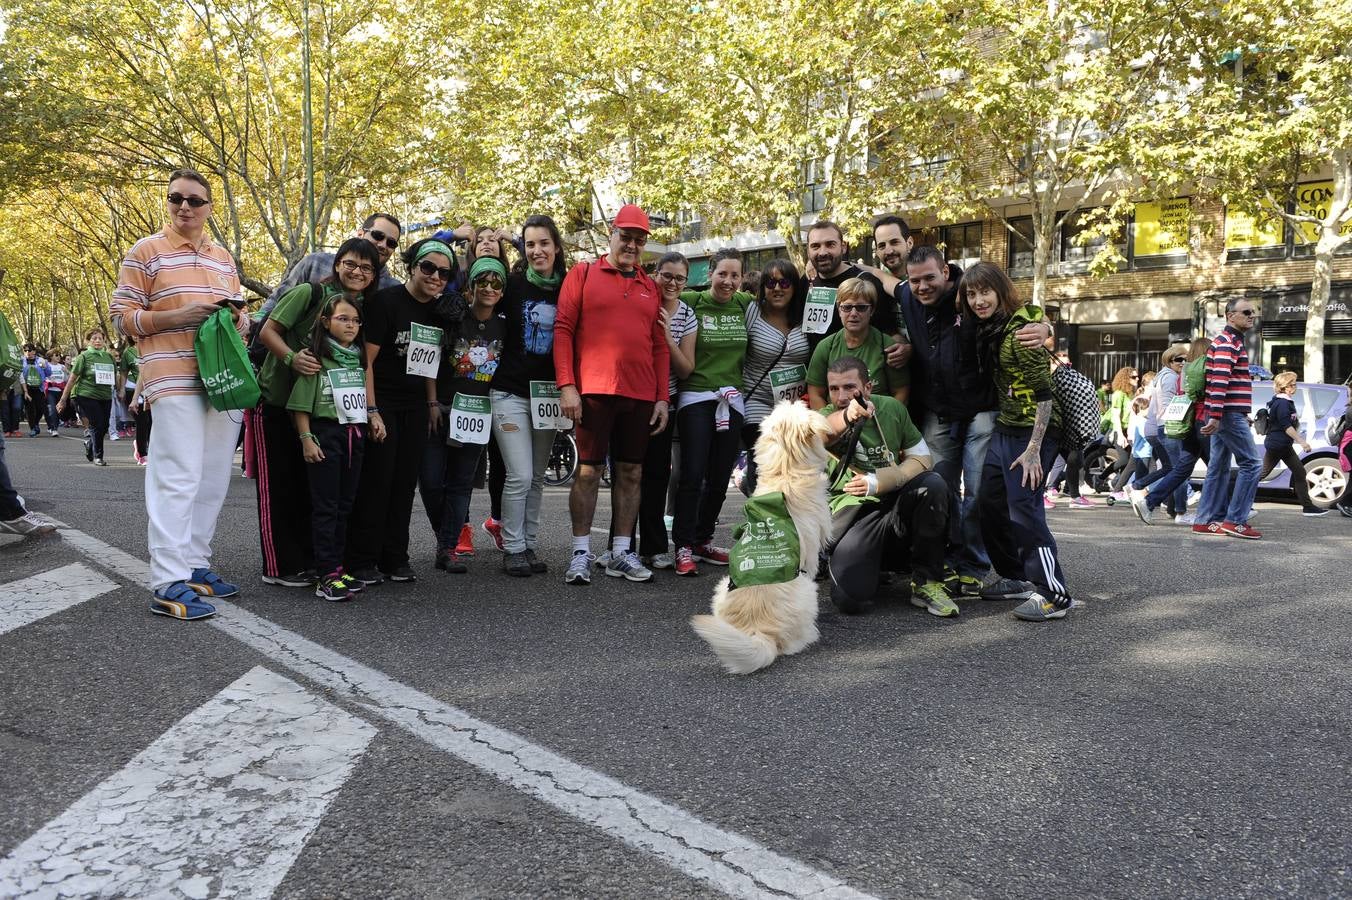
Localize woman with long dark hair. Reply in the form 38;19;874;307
739;258;809;495
253;237;381;588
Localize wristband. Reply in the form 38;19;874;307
299;432;317;442
428;400;441;407
863;472;879;497
367;406;379;414
283;350;296;367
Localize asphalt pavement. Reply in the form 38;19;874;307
1;430;1349;899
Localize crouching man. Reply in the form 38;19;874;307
819;356;953;617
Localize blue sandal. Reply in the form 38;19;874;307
187;568;240;598
151;581;217;620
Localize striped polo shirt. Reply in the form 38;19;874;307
1203;325;1252;419
110;226;243;402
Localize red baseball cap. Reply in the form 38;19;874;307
612;204;650;234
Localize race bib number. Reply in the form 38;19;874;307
449;393;491;445
769;365;808;405
327;368;367;424
529;381;571;431
1161;394;1191;423
92;363;116;386
802;286;836;335
405;323;443;378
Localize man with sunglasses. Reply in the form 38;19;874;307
804;220;909;372
110;168;251;621
258;213;404;317
553;204;670;586
1194;299;1263;539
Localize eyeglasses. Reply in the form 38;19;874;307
763;277;794;290
475;277;504;291
656;272;688;285
616;231;648;247
417;259;453;281
167;193;210;208
329;315;362;325
366;228;400;249
338;260;375;275
838;303;872;314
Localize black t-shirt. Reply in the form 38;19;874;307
442;310;508;403
491;271;563;397
365;284;453;412
804;264;901;349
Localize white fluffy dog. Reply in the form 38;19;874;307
690;401;832;674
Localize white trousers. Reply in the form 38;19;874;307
145;394;240;590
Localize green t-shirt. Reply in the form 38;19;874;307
258;282;347;408
820;394;923;512
806;327;909;398
69;348;117;400
120;346;140;385
23;362;42;387
679;290;751;393
286;340;365;422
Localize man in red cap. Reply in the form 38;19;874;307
553;204;671;585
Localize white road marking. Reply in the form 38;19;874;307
56;525;877;900
0;666;375;899
48;518;152;587
0;563;119;636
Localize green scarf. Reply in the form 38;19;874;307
524;266;563;290
326;337;362;367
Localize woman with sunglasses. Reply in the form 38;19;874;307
489;215;573;576
1105;366;1141;500
344;239;458;586
671;247;752;577
1131;338;1213;525
421;256;508;574
805;278;908;411
253;237;382;588
740;259;810;495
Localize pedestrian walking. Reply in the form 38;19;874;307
1259;371;1325;517
56;329;117;466
1193;299;1263;539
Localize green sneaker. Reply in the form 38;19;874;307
911;580;959;617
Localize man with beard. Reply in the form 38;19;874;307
861;245;1050;599
259;213;405;316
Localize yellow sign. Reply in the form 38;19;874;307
1294;181;1352;244
1224;206;1284;250
1133;198;1191;257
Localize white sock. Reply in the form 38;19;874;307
612;536;631;555
573;535;590;554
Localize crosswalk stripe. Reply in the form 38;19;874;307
0;563;119;636
0;666;375;899
55;524;879;900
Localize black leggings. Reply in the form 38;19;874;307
1260;445;1312;507
76;397;111;460
672;401;743;549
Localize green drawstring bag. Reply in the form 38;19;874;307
0;309;22;393
195;307;260;411
727;491;801;587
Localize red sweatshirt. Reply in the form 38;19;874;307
552;256;670;404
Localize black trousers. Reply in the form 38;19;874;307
307;419;366;575
979;429;1070;604
740;423;762;496
828;470;949;613
487;433;505;520
75;397;111;460
251;404;313;577
672;401;743;549
1260;445;1312;507
24;386;44;431
134;402;152;458
346;407;428;572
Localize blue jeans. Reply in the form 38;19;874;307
1145;433;1193;514
922;410;995;578
1196;412;1261;525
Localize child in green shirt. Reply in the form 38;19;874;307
57;329;117;466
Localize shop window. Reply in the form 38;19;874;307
1061;209;1126;273
938;222;983;269
1008;217;1035;277
1130;197;1191;269
801;159;827;215
1224;206;1286;262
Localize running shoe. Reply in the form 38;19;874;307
336;571;364;594
1191;522;1224;537
1012;592;1070;622
482;516;505;551
1069;496;1094;509
940;568;983;598
1043;494;1056;510
384;564;417;582
348;567;385;586
649;552;675;570
1302;505;1329;517
315;574;352;602
605;551;654;583
564;551;594;585
151;582;216;620
435;548;468;573
595;550;613;568
50;428;59;437
108;431;120;441
187;568;239;598
911;580;959;617
691;543;729;565
1130;490;1154;525
1219;521;1261;540
1174;512;1196;525
455;523;474;556
262;570;316;588
93;458;107;466
1108;490;1128;504
979;577;1037;601
674;546;698;577
0;511;57;536
524;548;547;573
1339;503;1352;518
503;551;532;578
28;428;38;437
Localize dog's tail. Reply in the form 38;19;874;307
690;615;778;675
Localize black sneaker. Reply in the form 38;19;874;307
1302;505;1330;517
435;549;467;574
524;548;548;573
504;551;533;577
384;564;416;582
262;570;317;588
1340;503;1352;519
85;441;93;462
348;567;385;586
315;575;352;602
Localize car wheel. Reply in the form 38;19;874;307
1304;457;1348;508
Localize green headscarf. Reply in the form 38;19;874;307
469;256;507;284
413;240;455;265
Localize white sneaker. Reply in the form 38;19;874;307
649;552;675;570
595;550;613;568
109;431;120;441
1130;490;1154;525
1174;512;1196;525
0;511;57;536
